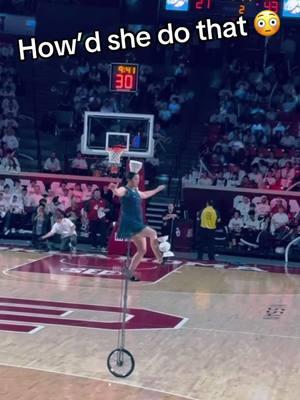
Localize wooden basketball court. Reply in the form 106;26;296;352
1;248;300;399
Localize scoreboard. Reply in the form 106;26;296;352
162;0;281;19
110;63;139;93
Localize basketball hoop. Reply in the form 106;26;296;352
107;145;126;166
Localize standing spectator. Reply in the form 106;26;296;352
32;205;50;249
85;189;110;251
162;203;179;237
44;152;62;173
197;200;218;261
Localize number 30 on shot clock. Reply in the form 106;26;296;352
110;63;139;93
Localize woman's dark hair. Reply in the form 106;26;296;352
127;172;137;181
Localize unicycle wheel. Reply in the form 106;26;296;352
107;348;135;378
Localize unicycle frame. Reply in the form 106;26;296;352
119;240;131;351
107;240;135;378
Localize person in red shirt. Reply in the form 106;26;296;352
85;188;110;251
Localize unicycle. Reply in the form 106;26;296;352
107;241;135;378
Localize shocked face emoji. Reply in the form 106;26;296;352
254;10;281;37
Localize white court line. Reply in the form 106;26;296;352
179;326;300;340
28;326;44;335
174;317;189;330
0;362;199;400
2;254;53;277
145;262;186;286
60;311;73;317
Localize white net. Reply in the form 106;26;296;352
107;147;125;165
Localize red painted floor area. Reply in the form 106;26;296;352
0;297;187;334
12;254;182;283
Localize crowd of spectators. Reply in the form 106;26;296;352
226;194;300;253
0;176;118;251
183;58;300;191
0;43;21;174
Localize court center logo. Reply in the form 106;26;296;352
165;0;189;11
0;297;187;334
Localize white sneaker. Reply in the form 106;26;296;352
11;228;16;234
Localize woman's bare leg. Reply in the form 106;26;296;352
141;226;163;263
129;235;147;275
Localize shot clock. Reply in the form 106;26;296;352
110;63;139;93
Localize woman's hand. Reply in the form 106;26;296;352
157;185;166;192
108;183;118;192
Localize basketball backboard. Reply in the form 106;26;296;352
82;112;154;158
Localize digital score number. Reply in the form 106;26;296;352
164;0;280;17
110;63;139;93
193;0;280;15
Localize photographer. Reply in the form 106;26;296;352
162;203;179;238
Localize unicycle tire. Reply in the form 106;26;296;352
107;348;135;378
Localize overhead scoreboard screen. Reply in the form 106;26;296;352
282;0;300;18
110;63;139;93
163;0;281;18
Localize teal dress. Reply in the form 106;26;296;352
118;186;146;239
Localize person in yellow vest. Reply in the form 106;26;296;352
198;200;218;261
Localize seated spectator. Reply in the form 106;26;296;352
3;184;12;202
4;194;24;234
240;175;257;188
241;210;262;249
236;196;251;219
2;128;19;151
71;152;88;175
227;172;240;188
29;185;44;207
168;97;181;115
44;152;62;173
28;179;46;195
248;165;263;187
72;183;84;202
4;157;20;173
270;198;288;214
214;171;227;187
198;171;213;186
228;210;244;247
270;206;289;235
0;191;9;231
59;188;71;211
83;183;96;201
256;196;271;218
90;157;105;176
2;150;20;172
280;131;296;148
158;103;172;126
263;170;277;188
